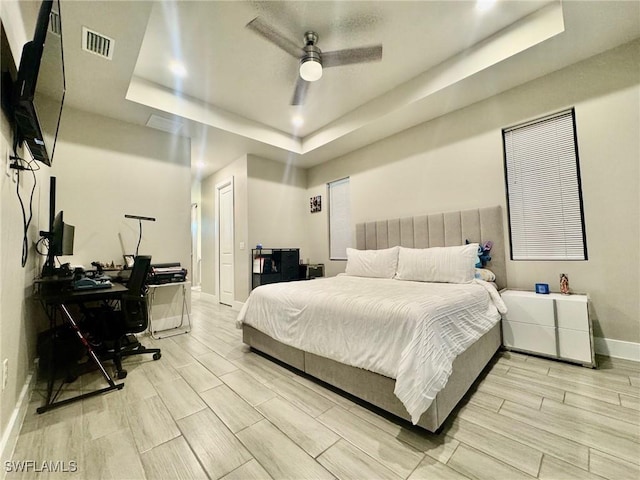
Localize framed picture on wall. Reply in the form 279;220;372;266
310;195;322;213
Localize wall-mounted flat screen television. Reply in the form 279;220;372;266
13;0;65;166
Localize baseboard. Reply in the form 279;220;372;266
232;301;244;312
594;336;640;362
0;363;37;480
198;292;218;304
196;292;243;312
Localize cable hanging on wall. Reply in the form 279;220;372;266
10;150;40;267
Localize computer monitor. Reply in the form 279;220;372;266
50;211;74;256
41;177;75;276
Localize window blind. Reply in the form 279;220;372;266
328;177;351;260
503;109;587;260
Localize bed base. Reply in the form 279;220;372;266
242;322;501;432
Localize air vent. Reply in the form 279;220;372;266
146;114;184;135
82;26;114;60
49;11;61;36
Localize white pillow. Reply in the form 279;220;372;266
396;244;478;284
344;246;399;279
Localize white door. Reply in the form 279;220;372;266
218;179;234;306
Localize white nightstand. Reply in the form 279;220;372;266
501;290;595;368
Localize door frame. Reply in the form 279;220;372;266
190;202;200;287
214;177;234;305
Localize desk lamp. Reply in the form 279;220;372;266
124;214;156;257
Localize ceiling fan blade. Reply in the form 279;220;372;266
322;45;383;68
291;77;310;105
246;17;304;59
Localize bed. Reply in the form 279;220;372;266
238;206;507;432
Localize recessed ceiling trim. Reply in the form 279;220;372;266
302;1;565;154
127;1;567;161
82;26;114;60
127;77;302;153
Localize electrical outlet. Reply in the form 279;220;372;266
4;151;11;177
2;358;8;390
6;151;18;183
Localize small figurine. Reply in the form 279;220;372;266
560;273;570;295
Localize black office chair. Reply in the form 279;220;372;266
93;255;161;379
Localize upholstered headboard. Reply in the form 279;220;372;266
355;206;506;290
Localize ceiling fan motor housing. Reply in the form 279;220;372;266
300;32;323;81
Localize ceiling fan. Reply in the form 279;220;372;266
246;17;383;105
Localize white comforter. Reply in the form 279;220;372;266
236;275;506;424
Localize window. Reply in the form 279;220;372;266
503;109;587;260
328;177;351;260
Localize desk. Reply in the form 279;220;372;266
147;282;191;339
35;281;128;413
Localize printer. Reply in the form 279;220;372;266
147;263;188;285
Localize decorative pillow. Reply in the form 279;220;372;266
475;268;496;282
395;244;478;284
344;246;399;279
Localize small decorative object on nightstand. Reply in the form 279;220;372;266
560;273;570;294
501;289;595;368
535;283;550;294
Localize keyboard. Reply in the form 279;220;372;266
72;278;113;291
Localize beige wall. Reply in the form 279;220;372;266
191;179;202;287
200;154;309;304
0;97;45;459
48;106;192;270
0;108;191;456
247;155;309;264
306;40;639;344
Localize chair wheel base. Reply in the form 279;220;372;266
153;352;161;361
116;369;127;379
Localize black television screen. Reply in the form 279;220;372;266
13;0;65;166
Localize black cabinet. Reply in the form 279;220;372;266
252;248;300;289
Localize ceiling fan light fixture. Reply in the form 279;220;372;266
300;57;323;82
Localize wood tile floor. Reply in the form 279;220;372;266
8;295;640;479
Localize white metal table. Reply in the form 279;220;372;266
147;281;192;339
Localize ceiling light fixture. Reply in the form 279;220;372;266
292;115;304;127
299;32;322;82
300;58;322;82
476;0;497;12
170;61;187;78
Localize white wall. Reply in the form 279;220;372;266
0;100;191;460
48;106;191;271
247;155;309;263
1;11;46;461
0;99;45;465
307;40;640;345
200;154;309;305
191;180;202;287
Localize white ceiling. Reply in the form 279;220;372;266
38;1;640;176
